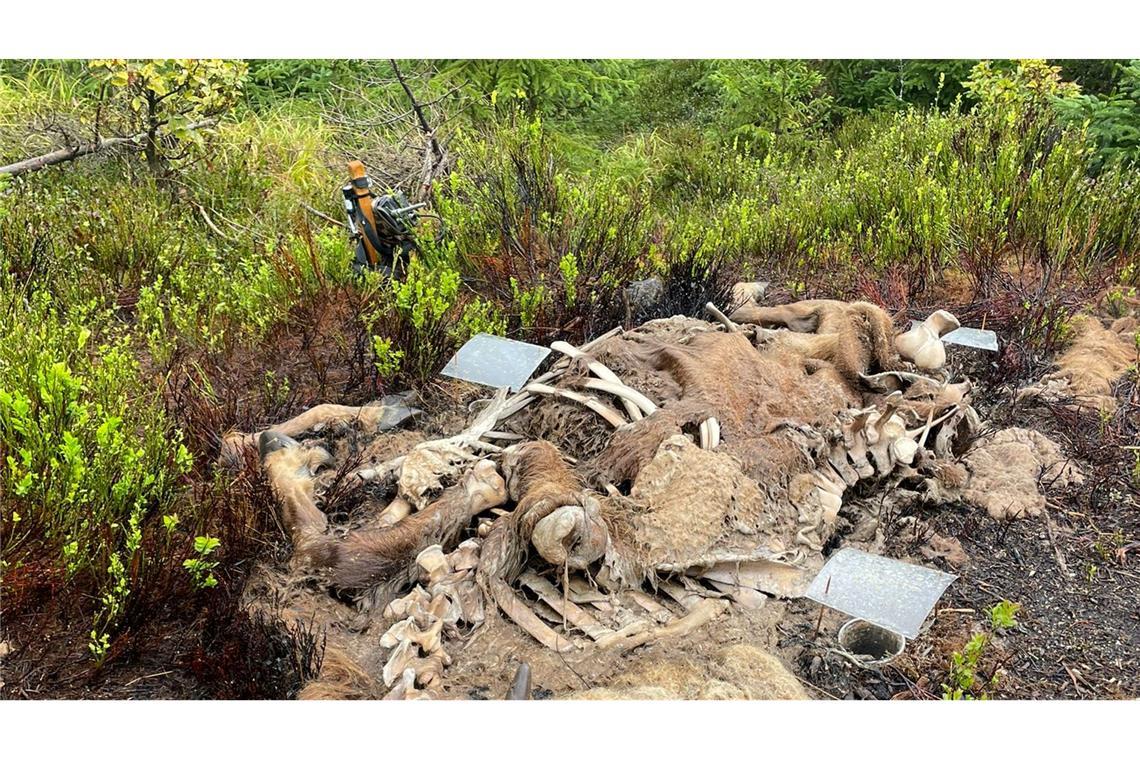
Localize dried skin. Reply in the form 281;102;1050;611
963;427;1084;519
621;435;795;570
1022;315;1137;413
569;643;806;700
729;299;904;386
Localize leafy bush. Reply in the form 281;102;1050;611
0;291;189;571
646;81;1140;296
135;225;351;363
244;59;380;109
183;535;221;590
430;114;653;340
703;60;833;153
823;59;976;113
439;60;632;119
0;288;192;656
88;59;247;174
361;258;506;385
942;600;1020;700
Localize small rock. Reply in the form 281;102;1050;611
624;277;664;313
731;281;769;306
921;533;970;569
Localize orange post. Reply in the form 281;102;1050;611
348;160;380;267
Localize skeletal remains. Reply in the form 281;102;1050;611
231;297;996;698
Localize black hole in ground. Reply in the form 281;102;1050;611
840;621;904;660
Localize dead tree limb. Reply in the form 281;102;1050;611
301;201;348;229
0;118;217;177
388;60;447;197
389;60;443;162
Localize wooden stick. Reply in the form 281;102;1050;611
0;119;216;176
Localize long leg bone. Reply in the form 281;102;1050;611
222;396;422;467
262;433;506;596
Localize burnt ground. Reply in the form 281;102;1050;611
784;371;1140;701
782;495;1140;700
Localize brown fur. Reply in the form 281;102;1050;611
297;647;382;700
1043;315;1137;412
476;441;592;638
478;441;582;587
729;299;902;385
319;490;478;592
585;328;858;487
263;443;505;600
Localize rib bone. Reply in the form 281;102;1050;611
523;382;628;427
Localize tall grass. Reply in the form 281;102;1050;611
641;103;1140;296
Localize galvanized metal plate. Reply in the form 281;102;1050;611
943;325;1000;352
910;320;999;352
806;548;957;639
441;333;551;392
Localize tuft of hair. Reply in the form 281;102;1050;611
297;646;381;700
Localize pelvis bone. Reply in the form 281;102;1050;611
894;310;960;370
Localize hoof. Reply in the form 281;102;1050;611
505;661;532;700
258;430;299;460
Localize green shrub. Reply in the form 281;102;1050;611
942;600;1021;700
183;535;221;590
88;59;247;174
0;288;192;656
361;257;507;385
1057;60;1140;172
646;86;1140;294
430;114;653;339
